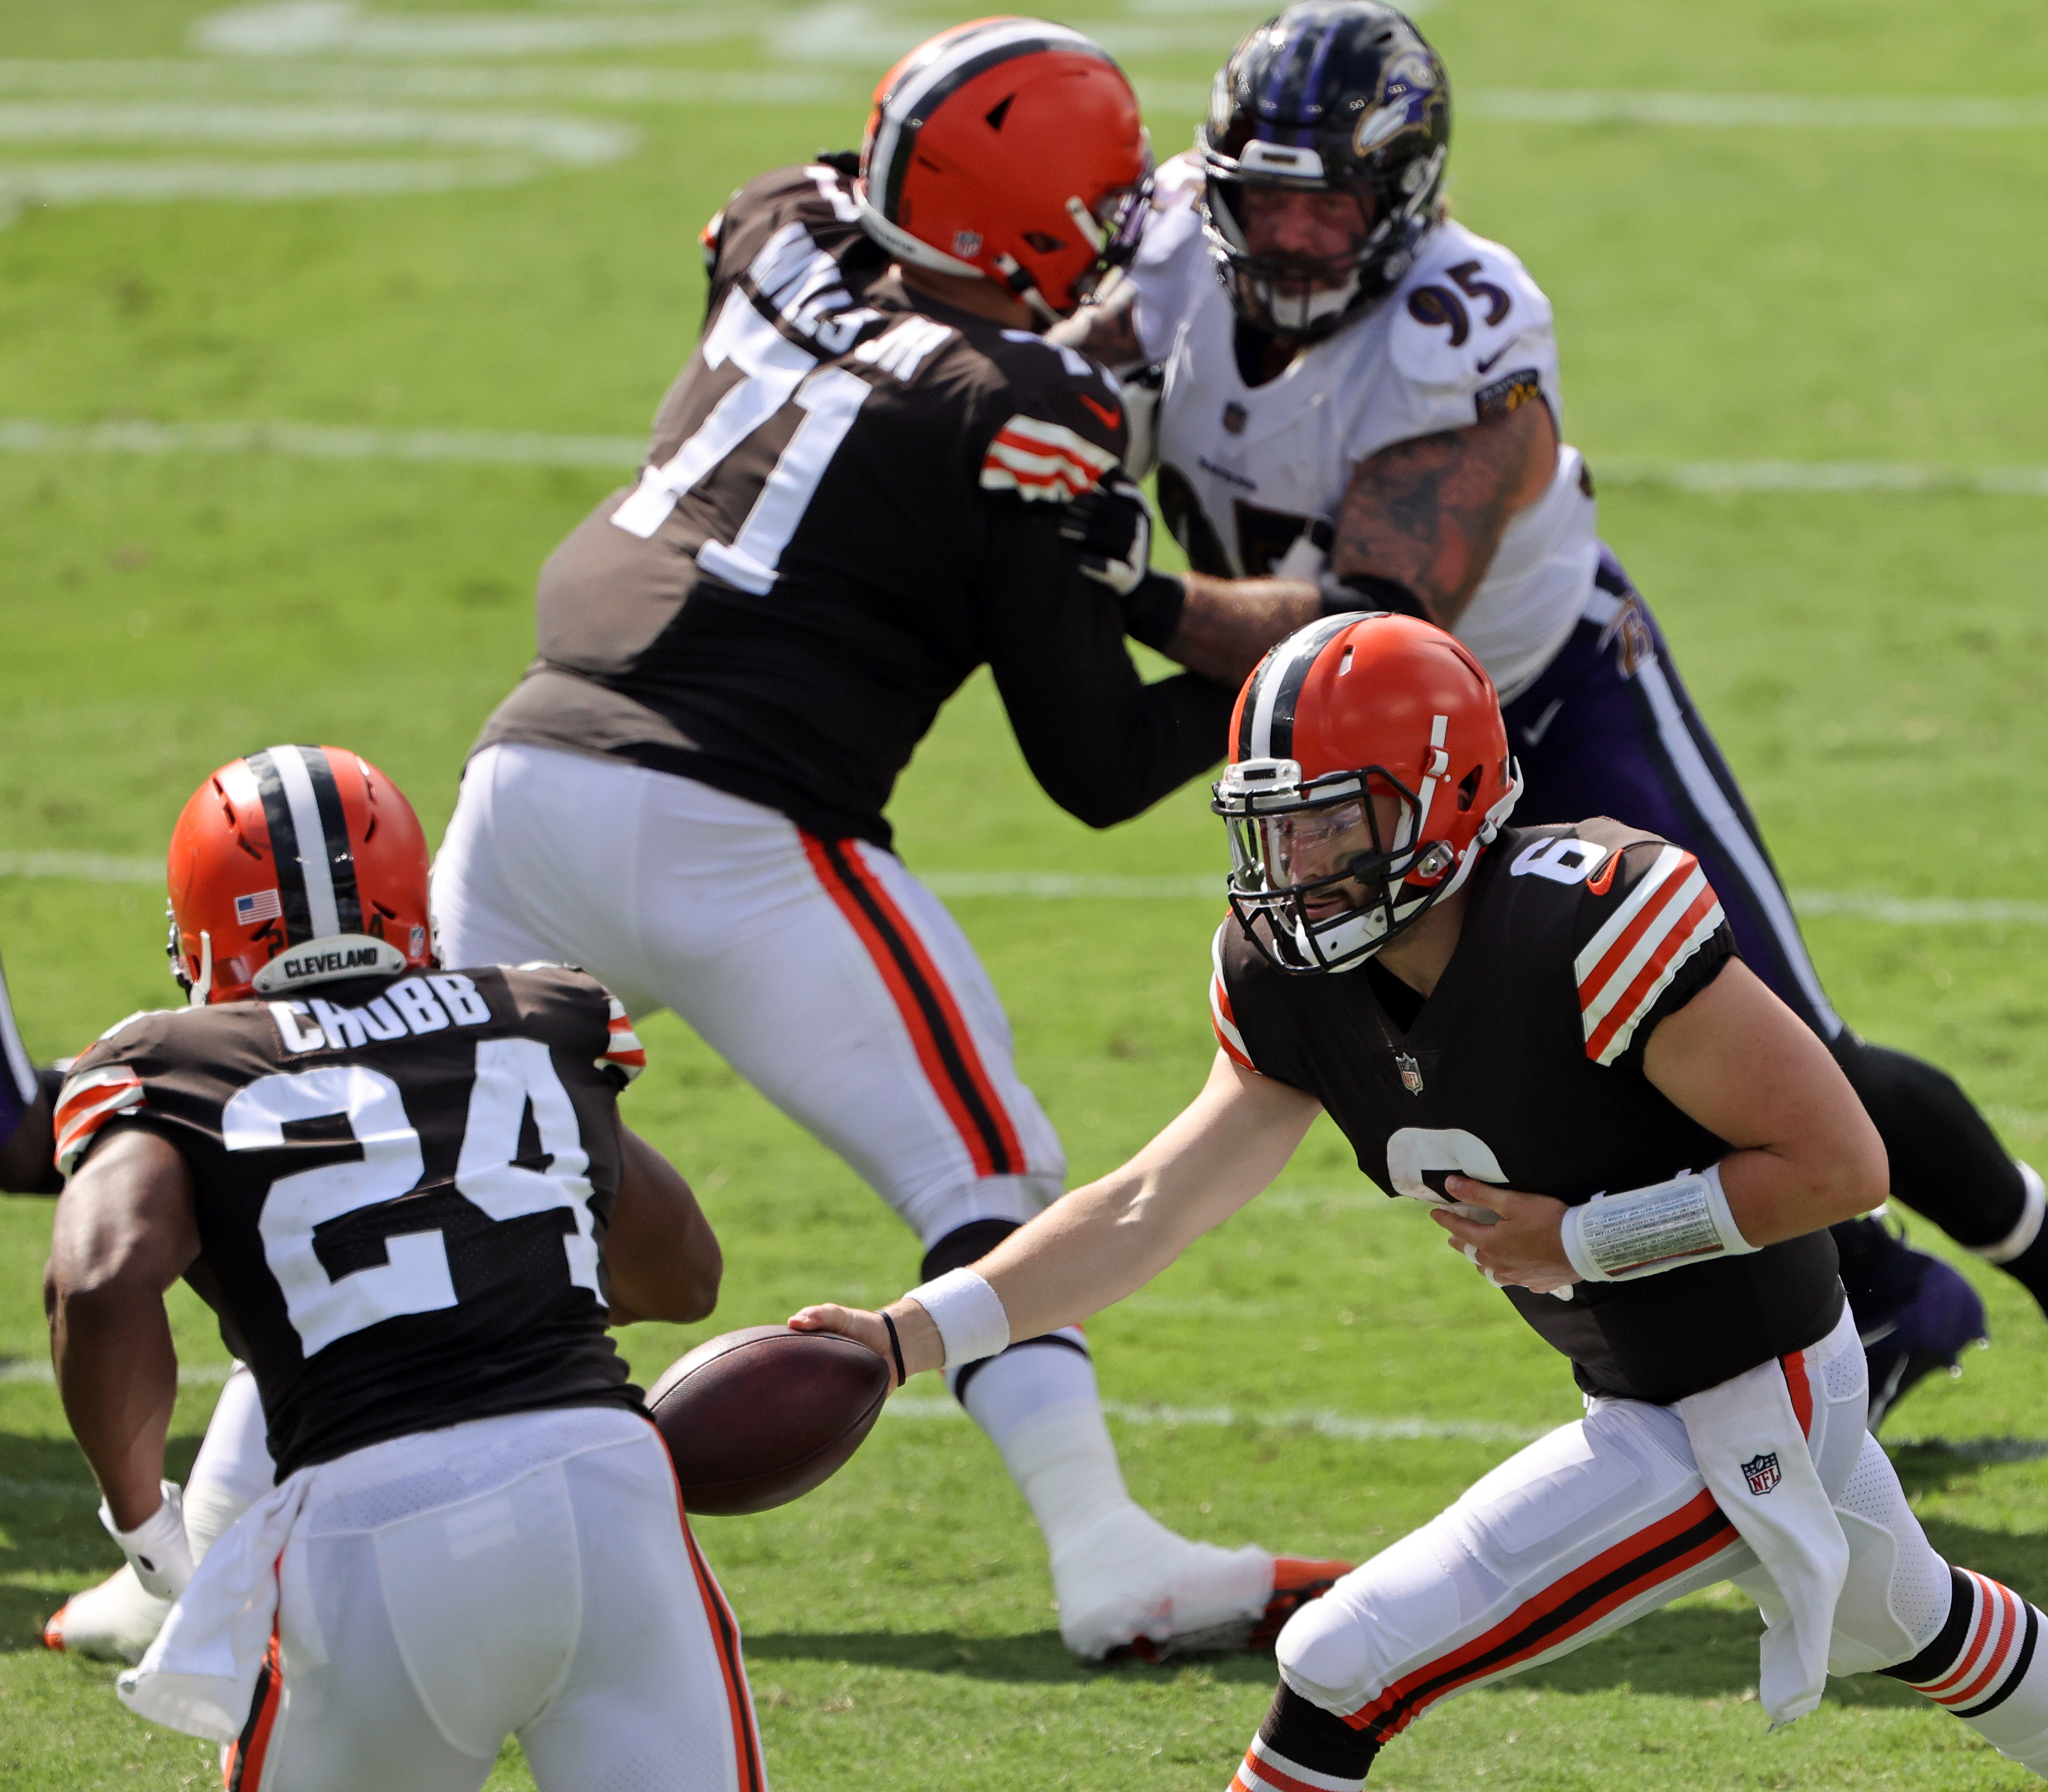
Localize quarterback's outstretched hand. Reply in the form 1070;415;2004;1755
788;1298;944;1381
1432;1176;1575;1294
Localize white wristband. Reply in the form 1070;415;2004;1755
1560;1164;1755;1284
905;1268;1011;1368
100;1481;194;1601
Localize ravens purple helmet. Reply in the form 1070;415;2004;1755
1198;2;1450;338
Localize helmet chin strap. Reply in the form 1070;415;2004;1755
993;252;1063;327
186;930;213;1008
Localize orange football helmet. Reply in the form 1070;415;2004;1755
1213;612;1521;972
856;16;1151;322
166;745;432;1005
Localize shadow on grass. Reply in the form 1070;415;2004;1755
0;1431;201;1653
742;1629;1281;1685
755;1449;2048;1704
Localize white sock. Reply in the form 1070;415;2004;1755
960;1340;1271;1657
184;1364;275;1560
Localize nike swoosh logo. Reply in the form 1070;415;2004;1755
1078;393;1121;430
1520;697;1563;747
1475;346;1512;375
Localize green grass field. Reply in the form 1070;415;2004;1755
4;0;2048;1785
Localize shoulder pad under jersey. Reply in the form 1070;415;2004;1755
978;328;1128;503
714;163;888;358
1388;227;1556;403
54;1006;200;1174
1499;821;1726;1067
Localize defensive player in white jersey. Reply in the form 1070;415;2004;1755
1056;0;2030;1424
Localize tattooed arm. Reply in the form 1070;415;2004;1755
1329;397;1559;631
1148;400;1558;684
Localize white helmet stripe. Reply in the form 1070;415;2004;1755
269;745;342;943
869;18;1101;216
1243;613;1354;761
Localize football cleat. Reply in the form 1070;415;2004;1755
1106;1555;1355;1663
40;1564;172;1665
1838;1214;1989;1431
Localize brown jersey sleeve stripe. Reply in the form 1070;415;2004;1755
802;834;1027;1179
52;1064;144;1175
1346;1488;1738;1741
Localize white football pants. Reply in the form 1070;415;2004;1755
432;743;1064;1245
1275;1310;1952;1735
229;1407;761;1792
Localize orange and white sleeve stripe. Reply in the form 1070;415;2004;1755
54;1064;144;1175
979;414;1117;503
1574;844;1724;1066
1210;929;1256;1072
599;998;646;1083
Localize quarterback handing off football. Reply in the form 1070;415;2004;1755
647;1325;892;1515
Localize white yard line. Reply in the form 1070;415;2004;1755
0;60;849;107
0;1358;233;1384
0;57;2042;130
0;98;634;211
0;101;631;162
0;418;643;466
4;418;2043;499
1599;458;2048;497
1465;90;2048;130
1;157;549;205
4;851;2046;931
884;1396;2048;1464
884;1394;1551;1444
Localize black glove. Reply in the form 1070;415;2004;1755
1059;471;1154;597
1058;474;1186;651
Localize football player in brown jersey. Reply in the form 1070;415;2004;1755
1054;0;2019;1430
794;614;2048;1787
421;18;1347;1662
44;745;758;1792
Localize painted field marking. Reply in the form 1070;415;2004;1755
0;60;848;107
4;851;2045;931
0;57;2042;132
1465;89;2048;130
4;418;2044;500
1599;458;2048;498
196;2;747;60
0;418;643;467
0;1357;234;1384
884;1395;2048;1465
0;98;634;212
886;1393;1551;1444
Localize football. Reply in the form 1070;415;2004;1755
645;1324;894;1516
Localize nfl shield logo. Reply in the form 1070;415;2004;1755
1397;1052;1424;1095
1741;1452;1781;1496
